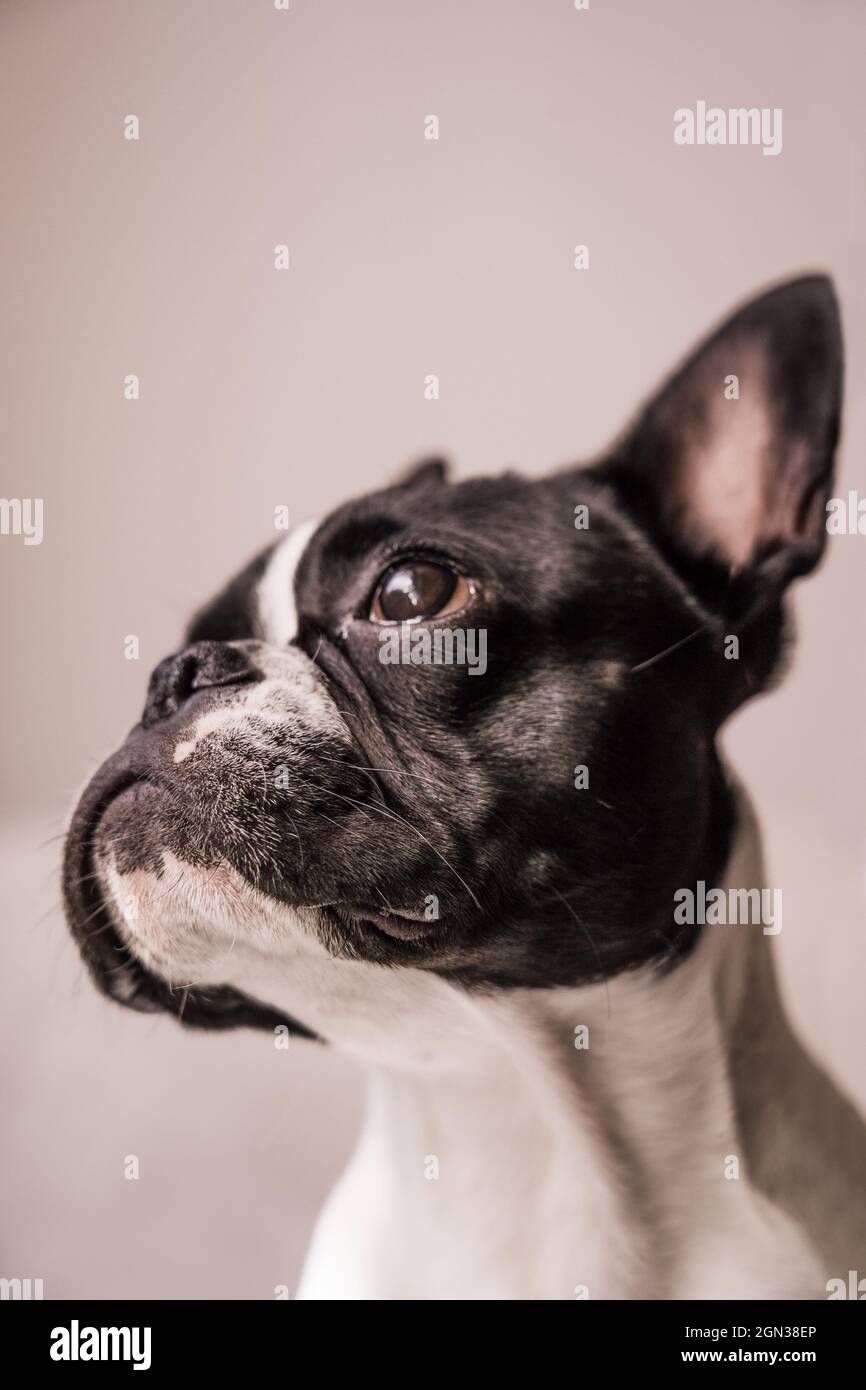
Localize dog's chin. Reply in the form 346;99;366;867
62;768;317;1035
75;775;437;988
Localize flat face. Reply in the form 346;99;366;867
62;278;843;1036
63;462;735;1033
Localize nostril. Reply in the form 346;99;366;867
171;653;199;702
141;642;258;729
142;653;195;729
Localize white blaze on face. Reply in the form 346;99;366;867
257;517;319;646
173;519;345;764
172;649;347;762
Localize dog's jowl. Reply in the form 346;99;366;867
63;276;866;1299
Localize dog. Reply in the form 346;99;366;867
63;275;866;1300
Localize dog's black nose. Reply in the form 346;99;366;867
141;641;257;729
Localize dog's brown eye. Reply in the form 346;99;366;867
370;562;474;623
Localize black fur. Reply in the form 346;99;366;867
62;277;843;1035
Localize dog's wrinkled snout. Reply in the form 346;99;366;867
142;640;257;729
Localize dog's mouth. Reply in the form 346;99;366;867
64;766;149;1001
326;903;436;943
62;762;316;1036
63;745;439;1033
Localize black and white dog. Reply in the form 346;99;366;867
64;276;866;1299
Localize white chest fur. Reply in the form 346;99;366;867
293;949;820;1301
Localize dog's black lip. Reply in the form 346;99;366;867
322;902;436;948
337;902;435;941
63;756;318;1037
63;766;154;994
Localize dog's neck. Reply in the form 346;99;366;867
283;782;824;1299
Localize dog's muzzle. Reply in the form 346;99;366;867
61;638;367;1035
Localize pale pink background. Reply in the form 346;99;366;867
1;0;864;1297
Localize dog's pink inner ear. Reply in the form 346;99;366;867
620;276;842;584
655;333;785;568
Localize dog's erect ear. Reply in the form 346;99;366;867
607;276;843;596
394;456;450;491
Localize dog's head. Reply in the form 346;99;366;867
63;277;842;1047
